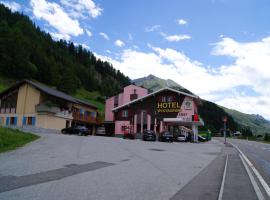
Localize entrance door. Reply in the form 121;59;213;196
66;120;70;128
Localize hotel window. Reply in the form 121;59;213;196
122;110;128;118
167;96;173;102
161;96;166;102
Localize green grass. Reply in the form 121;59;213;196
74;88;105;121
0;127;40;153
0;76;15;92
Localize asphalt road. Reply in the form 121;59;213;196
228;138;270;198
0;133;222;200
171;143;259;200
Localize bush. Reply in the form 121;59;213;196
264;133;269;141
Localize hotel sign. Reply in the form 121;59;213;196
156;102;181;113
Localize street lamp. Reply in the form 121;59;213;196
223;116;227;144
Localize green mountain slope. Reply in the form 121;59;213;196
0;4;130;97
223;107;270;136
133;74;270;135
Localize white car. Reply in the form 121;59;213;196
96;127;106;136
176;135;187;142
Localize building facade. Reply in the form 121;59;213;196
105;85;204;141
0;80;98;133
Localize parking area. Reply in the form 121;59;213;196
0;133;222;200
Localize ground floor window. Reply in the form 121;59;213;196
0;117;4;125
10;117;17;125
23;116;36;126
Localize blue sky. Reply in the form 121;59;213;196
1;0;270;119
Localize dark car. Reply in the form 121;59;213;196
61;126;90;136
159;131;174;142
142;130;156;141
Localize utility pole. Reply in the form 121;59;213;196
223;116;227;144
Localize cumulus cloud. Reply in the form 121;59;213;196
60;0;102;18
96;36;270;119
177;19;187;25
0;1;21;12
99;32;109;40
145;25;161;32
30;0;83;40
114;40;125;47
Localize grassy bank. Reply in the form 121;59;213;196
0;127;40;153
74;88;105;121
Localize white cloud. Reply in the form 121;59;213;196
74;42;90;50
30;0;83;40
60;0;102;18
178;19;187;25
145;25;161;32
114;40;125;47
0;1;21;12
165;34;191;42
85;29;92;37
99;32;109;40
96;36;270;119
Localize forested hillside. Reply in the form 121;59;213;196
0;4;130;96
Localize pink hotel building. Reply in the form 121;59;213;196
105;84;204;142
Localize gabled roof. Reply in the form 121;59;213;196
0;79;97;109
112;87;200;111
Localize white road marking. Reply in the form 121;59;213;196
230;142;270;198
218;154;228;200
239;154;265;200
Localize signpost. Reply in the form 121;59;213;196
223;116;227;144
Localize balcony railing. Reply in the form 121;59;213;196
73;112;97;124
0;108;16;114
35;104;72;119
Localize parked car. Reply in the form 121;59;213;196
61;126;90;136
159;131;174;142
175;134;187;142
142;130;156;141
96;127;106;136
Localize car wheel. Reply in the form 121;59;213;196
78;132;82;136
62;130;66;134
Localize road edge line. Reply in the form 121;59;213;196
230;142;270;198
218;154;228;200
239;153;265;200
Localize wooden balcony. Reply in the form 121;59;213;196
72;112;97;124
